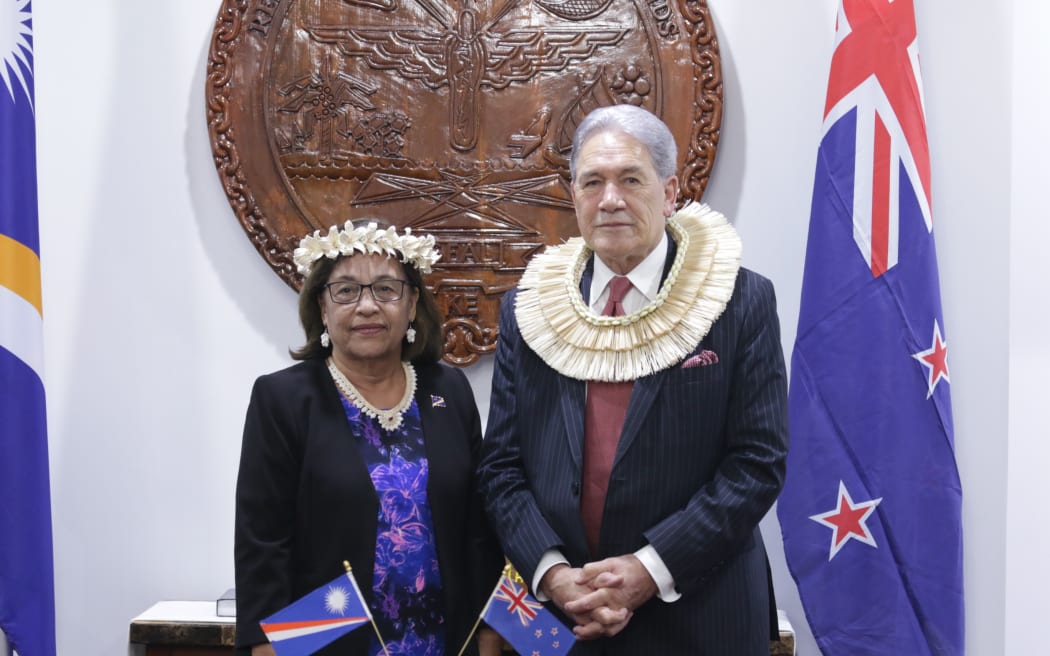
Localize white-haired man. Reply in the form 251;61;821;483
478;104;789;655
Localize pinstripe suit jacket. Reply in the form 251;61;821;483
478;251;789;655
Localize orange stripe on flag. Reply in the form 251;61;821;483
0;233;43;315
261;616;368;632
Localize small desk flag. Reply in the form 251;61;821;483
777;1;964;654
260;571;372;656
1;3;58;655
481;570;573;656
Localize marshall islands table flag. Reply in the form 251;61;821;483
481;568;573;656
776;1;964;655
1;3;58;656
260;570;373;656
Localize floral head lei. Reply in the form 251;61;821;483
293;221;441;275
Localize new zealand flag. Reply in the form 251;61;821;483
776;1;964;654
481;572;574;656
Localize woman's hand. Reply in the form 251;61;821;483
477;626;505;656
251;643;277;656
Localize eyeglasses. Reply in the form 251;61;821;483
323;279;411;304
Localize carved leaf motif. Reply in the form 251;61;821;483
533;0;616;21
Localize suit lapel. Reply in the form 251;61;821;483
311;359;378;503
615;368;670;467
416;367;460;500
558;261;595;469
558;375;586;468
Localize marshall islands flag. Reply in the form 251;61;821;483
260;571;372;656
777;1;964;654
1;2;58;656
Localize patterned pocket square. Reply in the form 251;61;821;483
681;349;719;368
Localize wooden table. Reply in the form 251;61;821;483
772;610;797;655
129;602;233;656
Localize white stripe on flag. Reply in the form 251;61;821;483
0;283;44;380
266;618;367;642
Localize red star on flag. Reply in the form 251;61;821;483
810;481;882;560
912;319;949;398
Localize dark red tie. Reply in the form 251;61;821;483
581;276;634;557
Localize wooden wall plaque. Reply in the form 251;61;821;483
206;0;722;366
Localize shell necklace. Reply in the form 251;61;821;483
326;358;416;431
514;202;742;382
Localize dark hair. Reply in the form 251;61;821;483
289;219;443;365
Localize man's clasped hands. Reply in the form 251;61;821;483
540;554;660;640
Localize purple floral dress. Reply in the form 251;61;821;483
341;396;447;656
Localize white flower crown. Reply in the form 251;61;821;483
293;221;441;275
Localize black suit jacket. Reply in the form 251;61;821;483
478;256;789;655
234;358;502;655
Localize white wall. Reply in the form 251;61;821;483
911;1;1013;652
29;1;1045;654
1006;0;1050;653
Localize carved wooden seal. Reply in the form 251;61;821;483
206;0;722;366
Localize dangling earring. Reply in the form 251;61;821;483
406;324;417;344
320;329;331;348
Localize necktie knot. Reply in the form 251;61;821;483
602;276;632;317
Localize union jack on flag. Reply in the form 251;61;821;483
481;570;573;656
777;1;964;654
823;0;932;277
491;575;542;625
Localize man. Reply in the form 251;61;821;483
477;104;789;654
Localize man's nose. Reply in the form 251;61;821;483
598;183;625;210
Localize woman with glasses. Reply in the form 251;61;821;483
234;219;503;656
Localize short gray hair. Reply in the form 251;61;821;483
569;104;678;181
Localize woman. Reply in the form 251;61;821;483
235;220;503;656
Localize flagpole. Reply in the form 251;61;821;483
455;600;491;654
457;562;515;656
343;561;389;656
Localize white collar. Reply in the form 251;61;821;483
590;232;668;310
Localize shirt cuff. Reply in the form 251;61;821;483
635;544;681;602
532;549;570;602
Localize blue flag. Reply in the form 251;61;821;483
0;3;57;656
777;2;964;654
481;571;573;656
260;571;372;656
